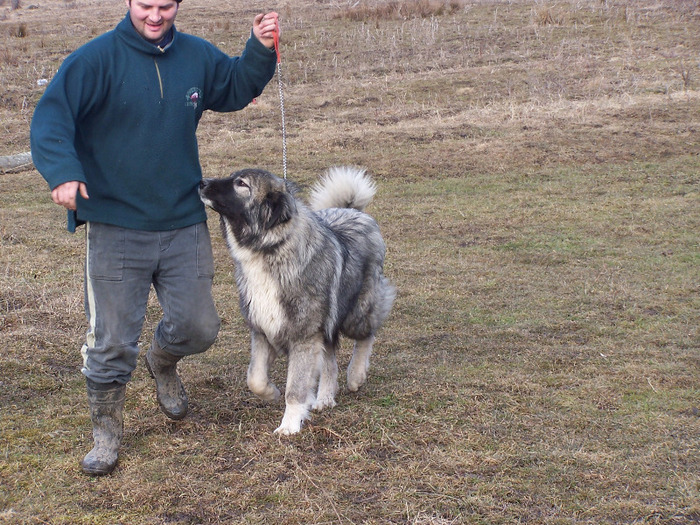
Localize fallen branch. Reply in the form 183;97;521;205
0;152;34;173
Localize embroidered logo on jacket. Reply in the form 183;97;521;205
186;87;202;110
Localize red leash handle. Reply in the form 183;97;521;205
273;17;281;64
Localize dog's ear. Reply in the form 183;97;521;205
261;190;296;230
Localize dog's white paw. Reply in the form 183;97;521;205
249;381;281;402
259;384;281;402
347;368;367;392
274;402;308;435
312;396;337;412
274;422;301;436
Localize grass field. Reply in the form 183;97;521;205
1;0;699;523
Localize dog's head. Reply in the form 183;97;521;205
199;168;298;250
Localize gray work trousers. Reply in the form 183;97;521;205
81;222;220;385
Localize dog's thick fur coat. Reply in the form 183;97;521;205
199;166;395;434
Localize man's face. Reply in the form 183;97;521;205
126;0;179;43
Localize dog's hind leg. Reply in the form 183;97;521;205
347;335;374;392
313;343;338;412
275;337;323;435
247;332;281;402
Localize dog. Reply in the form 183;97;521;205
199;166;395;435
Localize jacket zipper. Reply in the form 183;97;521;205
153;59;164;99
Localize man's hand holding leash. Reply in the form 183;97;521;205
254;12;280;49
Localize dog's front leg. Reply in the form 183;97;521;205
247;332;281;402
275;337;323;435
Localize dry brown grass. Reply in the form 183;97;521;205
334;0;464;21
1;0;699;523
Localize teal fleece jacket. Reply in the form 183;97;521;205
30;13;276;232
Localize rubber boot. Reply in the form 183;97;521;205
145;339;188;420
81;380;126;476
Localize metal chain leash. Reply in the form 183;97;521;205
277;62;287;180
272;21;287;180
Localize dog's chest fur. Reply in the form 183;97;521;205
222;220;286;339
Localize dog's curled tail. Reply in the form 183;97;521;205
308;166;377;212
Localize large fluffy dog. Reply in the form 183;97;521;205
199;166;395;435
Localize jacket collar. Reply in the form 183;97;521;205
115;12;177;55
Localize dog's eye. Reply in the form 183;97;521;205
235;178;249;189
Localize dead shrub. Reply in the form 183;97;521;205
536;8;561;25
12;23;28;38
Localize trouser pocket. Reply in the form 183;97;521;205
195;222;215;279
87;223;126;281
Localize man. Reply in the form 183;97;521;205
29;0;279;476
